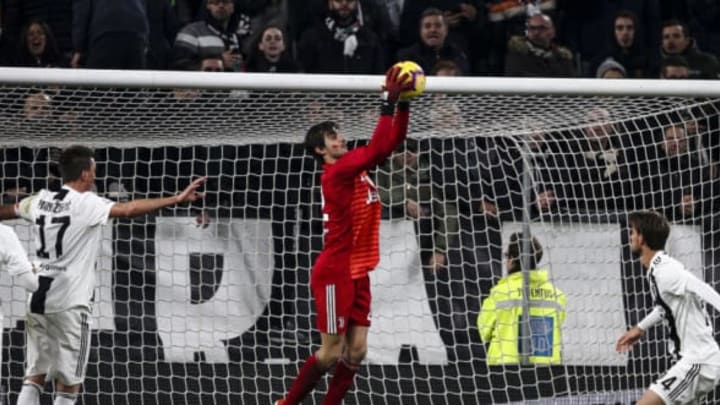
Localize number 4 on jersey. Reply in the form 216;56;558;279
661;376;677;391
36;215;71;258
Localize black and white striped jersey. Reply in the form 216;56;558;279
16;186;115;314
640;251;720;364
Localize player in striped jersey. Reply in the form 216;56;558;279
275;67;413;405
0;224;41;395
616;211;720;405
0;145;206;405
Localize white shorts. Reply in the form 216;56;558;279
25;307;92;386
649;357;720;404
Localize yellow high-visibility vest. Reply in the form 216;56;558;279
477;269;566;365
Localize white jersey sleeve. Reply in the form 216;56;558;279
637;306;665;331
0;224;38;291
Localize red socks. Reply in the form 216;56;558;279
284;354;324;405
322;357;360;405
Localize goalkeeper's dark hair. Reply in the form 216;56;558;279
628;210;670;250
304;121;338;164
507;232;543;273
59;145;94;182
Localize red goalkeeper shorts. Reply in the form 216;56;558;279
312;275;372;335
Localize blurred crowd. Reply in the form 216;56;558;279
0;0;718;79
1;0;720;363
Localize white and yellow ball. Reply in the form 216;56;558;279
392;61;426;101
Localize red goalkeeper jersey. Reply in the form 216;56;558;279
311;108;409;284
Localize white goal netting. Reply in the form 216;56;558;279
0;68;719;404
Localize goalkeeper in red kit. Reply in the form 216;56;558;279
275;67;414;405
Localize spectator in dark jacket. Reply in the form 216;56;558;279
661;19;719;79
396;7;470;75
246;24;298;73
504;13;576;77
593;10;659;78
14;20;67;67
556;0;661;76
72;0;149;69
297;0;385;74
173;0;246;71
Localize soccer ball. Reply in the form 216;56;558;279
393;61;426;101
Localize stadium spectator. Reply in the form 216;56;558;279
395;7;470;75
659;55;690;79
638;123;716;223
174;0;268;49
13;20;67;67
558;107;635;213
145;0;179;70
661;19;720;79
22;91;52;122
483;0;557;76
172;0;246;71
555;1;661;77
396;0;480;58
288;0;392;53
504;13;576;77
296;0;385;74
595;57;627;78
593;10;659;78
71;0;149;69
616;210;720;405
246;24;298;73
376;138;456;274
477;232;566;365
423;135;493;360
430;58;461;76
275;66;412;405
0;0;74;60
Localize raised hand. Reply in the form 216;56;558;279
615;326;644;353
177;177;207;203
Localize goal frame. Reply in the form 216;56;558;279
1;67;719;96
1;67;719;404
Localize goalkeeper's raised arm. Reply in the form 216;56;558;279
276;67;419;405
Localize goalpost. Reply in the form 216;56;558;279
0;67;719;404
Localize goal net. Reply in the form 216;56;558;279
0;68;719;404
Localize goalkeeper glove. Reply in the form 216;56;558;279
382;65;413;104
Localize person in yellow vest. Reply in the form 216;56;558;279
477;233;566;365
